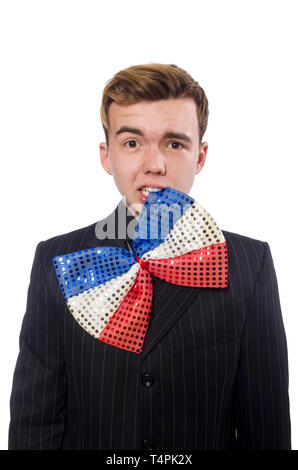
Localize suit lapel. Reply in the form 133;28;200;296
140;279;200;360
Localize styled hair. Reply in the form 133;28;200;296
100;63;209;148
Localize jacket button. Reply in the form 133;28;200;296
143;439;154;450
142;373;154;388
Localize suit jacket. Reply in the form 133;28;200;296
8;200;291;450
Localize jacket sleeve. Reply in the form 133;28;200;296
8;241;67;449
232;241;291;449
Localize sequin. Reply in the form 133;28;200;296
52;187;228;354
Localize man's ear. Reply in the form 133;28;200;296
195;142;208;174
99;142;113;175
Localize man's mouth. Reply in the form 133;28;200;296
138;186;165;198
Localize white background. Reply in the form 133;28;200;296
0;0;297;450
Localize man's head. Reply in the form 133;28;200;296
99;63;209;217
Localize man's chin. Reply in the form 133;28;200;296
122;195;144;219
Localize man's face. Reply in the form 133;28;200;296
100;98;208;217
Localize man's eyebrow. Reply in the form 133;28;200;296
115;126;192;144
115;126;144;137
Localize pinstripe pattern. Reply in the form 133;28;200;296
8;201;291;449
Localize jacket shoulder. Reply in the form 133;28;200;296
222;229;269;275
222;229;268;248
37;221;98;266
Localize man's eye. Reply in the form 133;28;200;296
169;141;184;150
124;140;139;148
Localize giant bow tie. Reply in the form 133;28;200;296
53;187;228;354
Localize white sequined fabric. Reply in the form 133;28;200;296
67;263;140;338
142;201;225;261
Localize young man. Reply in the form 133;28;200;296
8;63;291;450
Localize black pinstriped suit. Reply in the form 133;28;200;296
8;200;291;450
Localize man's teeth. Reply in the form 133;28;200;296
140;186;163;196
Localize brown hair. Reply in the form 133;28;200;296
100;63;209;148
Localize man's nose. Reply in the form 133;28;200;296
142;147;166;175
